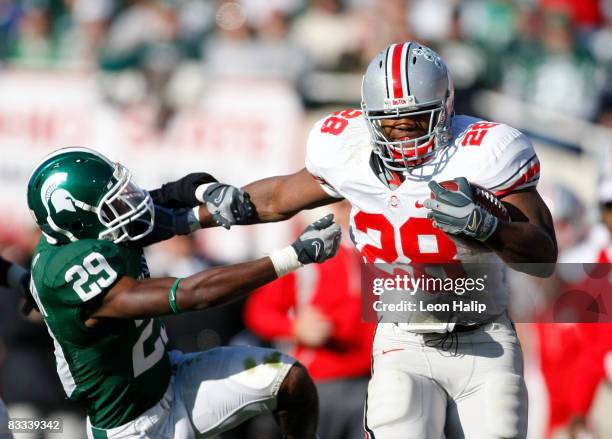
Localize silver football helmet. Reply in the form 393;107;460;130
361;42;454;172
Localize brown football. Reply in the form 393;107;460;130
434;180;511;221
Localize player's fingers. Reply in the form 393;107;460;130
313;213;334;229
453;177;472;194
423;199;438;210
213;213;231;230
432;211;466;228
428;180;446;197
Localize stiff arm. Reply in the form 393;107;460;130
241;168;341;223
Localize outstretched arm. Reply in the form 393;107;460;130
89;257;278;321
238;168;340;223
85;215;342;323
147;168;340;229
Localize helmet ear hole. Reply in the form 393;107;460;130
71;221;83;232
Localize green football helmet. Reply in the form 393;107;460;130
27;147;154;245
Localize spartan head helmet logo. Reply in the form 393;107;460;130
40;172;96;216
41;172;72;215
49;188;78;213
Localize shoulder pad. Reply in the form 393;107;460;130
456;120;539;195
305;110;369;197
306;110;369;171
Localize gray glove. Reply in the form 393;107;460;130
291;214;342;264
423;177;498;242
201;183;255;230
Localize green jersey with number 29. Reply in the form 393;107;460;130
30;237;171;429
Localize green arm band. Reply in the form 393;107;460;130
169;277;183;314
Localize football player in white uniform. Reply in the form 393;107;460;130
197;42;557;438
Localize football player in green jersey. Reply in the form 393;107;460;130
26;147;341;439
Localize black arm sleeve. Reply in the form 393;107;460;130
149;172;218;208
128;205;196;248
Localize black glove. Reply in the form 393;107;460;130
149;172;218;208
291;214;342;264
202;183;256;230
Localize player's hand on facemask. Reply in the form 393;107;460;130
424;177;498;242
291;214;342;264
200;183;256;230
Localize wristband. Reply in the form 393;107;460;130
169;277;183;314
188;206;202;231
269;246;303;277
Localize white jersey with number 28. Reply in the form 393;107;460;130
305;110;540;330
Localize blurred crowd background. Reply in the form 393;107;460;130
1;0;612;438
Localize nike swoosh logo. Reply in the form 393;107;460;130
382;348;405;355
214;187;227;204
415;201;424;208
312;241;321;260
467;211;478;232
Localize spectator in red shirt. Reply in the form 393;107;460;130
245;201;375;439
536;177;612;438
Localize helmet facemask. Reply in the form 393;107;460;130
362;101;451;172
98;163;155;243
28;147;156;245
